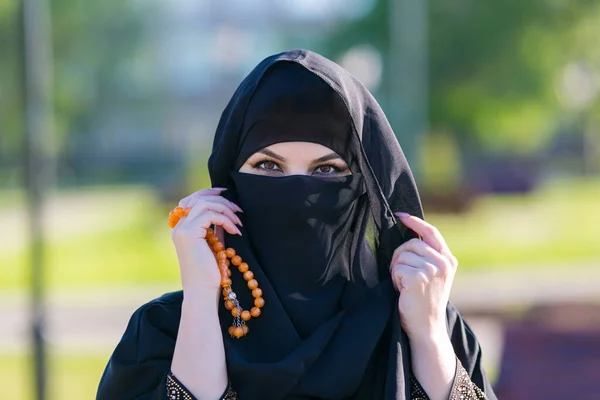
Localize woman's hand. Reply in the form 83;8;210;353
171;188;243;296
170;187;240;400
390;213;458;340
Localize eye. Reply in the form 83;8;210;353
253;160;283;172
313;164;342;175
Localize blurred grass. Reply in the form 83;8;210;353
0;177;599;290
0;352;109;400
432;177;600;269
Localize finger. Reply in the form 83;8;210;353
179;198;238;230
391;239;446;268
184;197;238;224
390;251;437;277
201;195;243;213
178;189;243;213
215;225;225;244
178;188;226;208
180;194;243;217
186;199;242;226
176;210;241;238
395;213;450;256
391;264;427;292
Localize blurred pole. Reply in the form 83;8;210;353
388;0;428;178
19;0;55;399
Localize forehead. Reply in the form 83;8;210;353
255;142;339;158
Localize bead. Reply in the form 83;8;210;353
250;307;261;317
238;262;249;273
168;207;190;229
231;255;242;266
221;278;232;287
225;248;236;258
200;235;264;336
233;326;244;338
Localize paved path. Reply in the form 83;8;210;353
0;187;152;254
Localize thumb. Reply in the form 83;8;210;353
215;225;225;244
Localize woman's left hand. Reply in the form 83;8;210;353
390;213;458;341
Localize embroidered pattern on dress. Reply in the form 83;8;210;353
409;358;488;400
449;361;487;400
166;373;193;400
166;372;238;400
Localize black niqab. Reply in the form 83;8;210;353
96;50;497;400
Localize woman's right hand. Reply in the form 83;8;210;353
171;187;243;297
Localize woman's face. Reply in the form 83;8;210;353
239;142;351;177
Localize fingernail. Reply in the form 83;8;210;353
236;227;242;235
236;216;243;226
395;212;411;219
211;187;227;191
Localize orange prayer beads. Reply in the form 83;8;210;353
168;206;264;338
168;206;190;228
206;227;264;338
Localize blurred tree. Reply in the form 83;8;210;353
0;0;142;173
322;0;600;152
0;0;22;166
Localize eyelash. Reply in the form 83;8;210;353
251;159;345;175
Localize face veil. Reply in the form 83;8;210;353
207;51;496;399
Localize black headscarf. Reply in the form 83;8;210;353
96;50;496;400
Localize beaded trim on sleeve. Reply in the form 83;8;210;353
166;372;238;400
448;359;487;400
409;358;487;400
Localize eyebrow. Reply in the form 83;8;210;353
312;152;344;164
258;149;285;161
257;149;344;164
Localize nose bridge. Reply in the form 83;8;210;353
283;157;313;176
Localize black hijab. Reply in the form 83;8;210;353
96;50;496;400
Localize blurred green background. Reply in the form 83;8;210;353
1;0;599;398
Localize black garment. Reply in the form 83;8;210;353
96;50;497;400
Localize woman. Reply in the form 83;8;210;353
96;50;497;400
